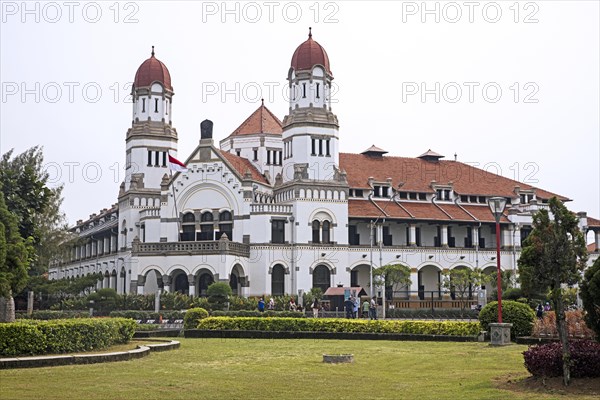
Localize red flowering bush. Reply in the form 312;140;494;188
523;340;600;378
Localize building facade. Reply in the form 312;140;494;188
49;32;600;305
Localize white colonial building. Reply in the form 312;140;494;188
49;32;600;306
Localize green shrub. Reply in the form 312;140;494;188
184;308;209;330
479;300;535;338
580;257;600;340
386;308;479;320
503;287;523;300
210;310;305;318
0;318;136;357
195;317;480;336
16;310;90;320
109;310;185;320
206;283;232;310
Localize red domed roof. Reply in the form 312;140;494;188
134;47;172;91
291;28;331;75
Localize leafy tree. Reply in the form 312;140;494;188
441;267;483;310
206;282;232;310
0;190;33;322
373;263;412;300
580;257;600;340
518;197;588;386
0;147;69;276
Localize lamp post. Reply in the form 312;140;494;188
488;196;507;323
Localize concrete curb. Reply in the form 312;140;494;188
0;340;180;369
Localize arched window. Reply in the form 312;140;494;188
312;265;331;292
312;220;320;243
173;272;189;294
271;264;285;296
199;212;214;241
322;220;331;244
219;211;233;240
181;213;195;241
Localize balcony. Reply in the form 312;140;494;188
132;239;250;258
251;204;293;215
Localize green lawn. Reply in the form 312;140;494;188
0;338;593;400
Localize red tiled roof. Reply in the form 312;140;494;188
229;102;283;137
348;199;509;223
219;150;268;184
340;153;567;201
587;216;600;228
134;48;172;91
291;29;332;75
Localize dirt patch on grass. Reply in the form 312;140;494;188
495;374;600;397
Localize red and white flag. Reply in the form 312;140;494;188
168;154;188;172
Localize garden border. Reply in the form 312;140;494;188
0;339;179;369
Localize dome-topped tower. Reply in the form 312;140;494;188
124;46;178;196
131;46;174;125
282;29;339;183
134;46;173;91
290;27;332;75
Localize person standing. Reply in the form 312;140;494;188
311;298;320;318
536;303;544;319
362;299;370;318
369;296;378;320
345;297;354;319
268;297;275;310
289;297;297;311
258;297;265;312
352;296;359;319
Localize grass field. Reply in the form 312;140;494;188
0;338;597;400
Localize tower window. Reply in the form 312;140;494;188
326;140;330;156
311;138;316;156
316;83;320;99
267;151;271;165
303;83;306;98
162;152;167;167
154;151;159;166
253;149;258;161
154;98;158;113
147;150;152;166
318;140;323;156
142;98;146;112
165;100;168;115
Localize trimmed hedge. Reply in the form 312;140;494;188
0;318;136;357
195;317;480;336
479;300;535;339
16;310;90;320
386;308;479;320
183;308;209;330
523;340;600;378
109;310;185;320
210;310;305;318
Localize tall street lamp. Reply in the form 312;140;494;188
488;196;507;323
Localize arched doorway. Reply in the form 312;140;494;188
350;264;370;290
143;269;164;295
418;265;442;300
271;264;285;296
229;264;244;296
196;270;214;297
172;269;189;294
312;265;331;292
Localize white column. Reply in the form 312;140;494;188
409;269;419;300
595;230;600;251
409;224;417;246
441;225;448;247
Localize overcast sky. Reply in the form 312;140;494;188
1;1;599;234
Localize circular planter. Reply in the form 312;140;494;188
323;354;354;363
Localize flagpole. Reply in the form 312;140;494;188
168;154;182;241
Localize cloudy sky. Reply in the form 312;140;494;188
2;1;599;234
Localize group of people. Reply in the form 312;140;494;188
257;297;276;312
344;296;378;320
536;302;551;319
